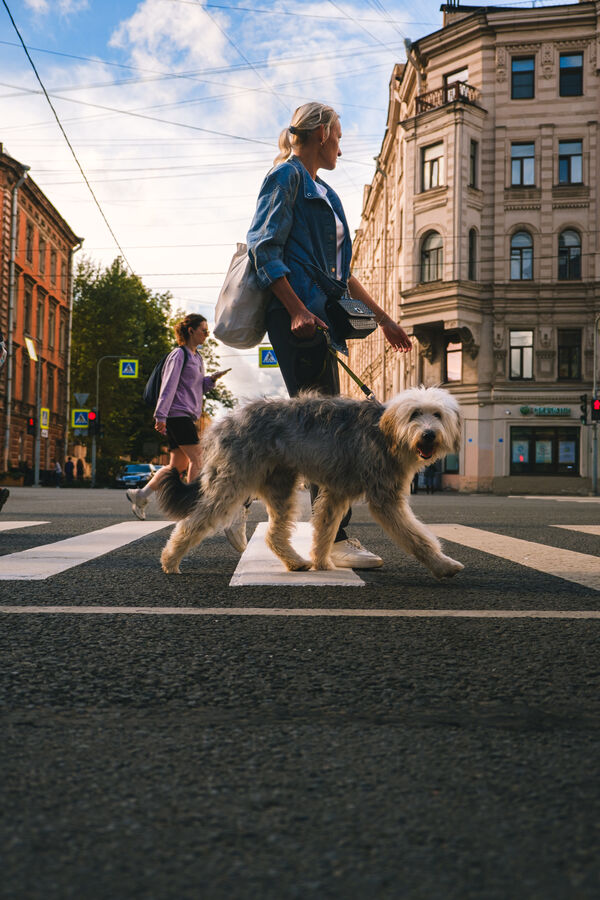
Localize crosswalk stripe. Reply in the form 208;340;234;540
431;524;600;591
230;522;364;587
0;521;173;580
552;524;600;536
0;607;599;619
0;521;49;533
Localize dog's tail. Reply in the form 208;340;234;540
154;467;201;519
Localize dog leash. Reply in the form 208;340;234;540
318;327;376;401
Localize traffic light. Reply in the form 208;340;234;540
88;409;97;436
592;396;600;423
579;393;588;425
26;416;35;435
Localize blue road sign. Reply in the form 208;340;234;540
259;346;279;368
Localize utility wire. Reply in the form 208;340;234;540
0;0;133;271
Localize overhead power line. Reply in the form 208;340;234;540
0;0;132;270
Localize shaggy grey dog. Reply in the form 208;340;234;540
157;385;464;579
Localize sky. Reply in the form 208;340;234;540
0;0;562;405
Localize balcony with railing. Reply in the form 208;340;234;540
415;81;481;115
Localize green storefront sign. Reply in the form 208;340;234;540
519;406;571;417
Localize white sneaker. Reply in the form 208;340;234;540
330;537;383;569
224;504;248;553
126;488;149;521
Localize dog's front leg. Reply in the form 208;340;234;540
311;489;347;570
368;497;463;579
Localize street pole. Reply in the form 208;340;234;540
92;355;124;487
34;352;41;486
592;316;598;494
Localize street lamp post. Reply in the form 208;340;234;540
592;313;600;496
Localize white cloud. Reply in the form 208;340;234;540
23;0;89;15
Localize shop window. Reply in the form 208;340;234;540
445;341;462;382
557;329;581;380
444;454;459;474
558;140;582;185
510;231;533;280
510;330;533;380
468;228;477;280
421;143;444;191
558;229;581;280
469;140;478;188
559;52;583;97
420;231;443;283
511;57;535;99
511;143;535;186
510;426;579;476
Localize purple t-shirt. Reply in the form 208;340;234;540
154;347;215;421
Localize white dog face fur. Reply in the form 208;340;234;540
382;386;462;465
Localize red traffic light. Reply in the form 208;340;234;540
594;400;600;411
88;411;97;421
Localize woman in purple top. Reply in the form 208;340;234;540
126;313;229;520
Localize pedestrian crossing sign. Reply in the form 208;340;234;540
72;409;89;428
259;346;279;368
119;359;138;378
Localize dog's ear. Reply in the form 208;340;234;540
379;405;403;456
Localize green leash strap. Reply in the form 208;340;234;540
316;328;376;400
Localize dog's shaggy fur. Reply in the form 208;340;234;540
157;385;464;579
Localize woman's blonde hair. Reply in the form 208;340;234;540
174;313;207;345
273;102;339;167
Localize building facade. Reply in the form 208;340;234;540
346;1;600;493
0;146;82;473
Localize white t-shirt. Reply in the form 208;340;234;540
315;182;345;279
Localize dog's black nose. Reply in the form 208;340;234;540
421;429;436;444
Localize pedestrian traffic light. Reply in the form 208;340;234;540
88;409;97;436
579;393;588;425
592;396;600;422
26;416;35;435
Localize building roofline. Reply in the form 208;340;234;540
1;145;83;247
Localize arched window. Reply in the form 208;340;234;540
510;231;533;280
420;231;443;283
468;228;477;280
558;229;581;280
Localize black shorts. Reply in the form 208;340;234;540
165;416;199;450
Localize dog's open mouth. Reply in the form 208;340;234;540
417;445;434;460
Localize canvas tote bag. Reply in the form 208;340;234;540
213;243;271;349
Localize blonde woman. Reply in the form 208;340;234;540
246;102;412;569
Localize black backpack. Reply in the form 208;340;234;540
143;347;187;408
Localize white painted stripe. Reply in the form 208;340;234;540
431;524;600;591
552;525;600;537
0;521;173;580
0;606;599;619
230;522;364;587
0;521;49;532
509;495;600;503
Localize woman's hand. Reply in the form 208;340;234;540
379;316;412;352
290;308;328;340
154;419;167;435
211;368;231;381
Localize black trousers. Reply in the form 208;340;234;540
266;306;351;542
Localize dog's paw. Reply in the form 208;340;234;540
286;558;312;572
161;563;181;574
312;558;336;571
431;555;464;579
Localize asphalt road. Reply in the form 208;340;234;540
1;487;599;899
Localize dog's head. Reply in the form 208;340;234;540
380;385;462;465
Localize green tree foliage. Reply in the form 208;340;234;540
71;258;235;462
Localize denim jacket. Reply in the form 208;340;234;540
246;155;352;351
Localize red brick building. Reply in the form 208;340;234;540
0;145;82;473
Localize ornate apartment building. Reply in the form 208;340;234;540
0;146;82;472
346;1;600;493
